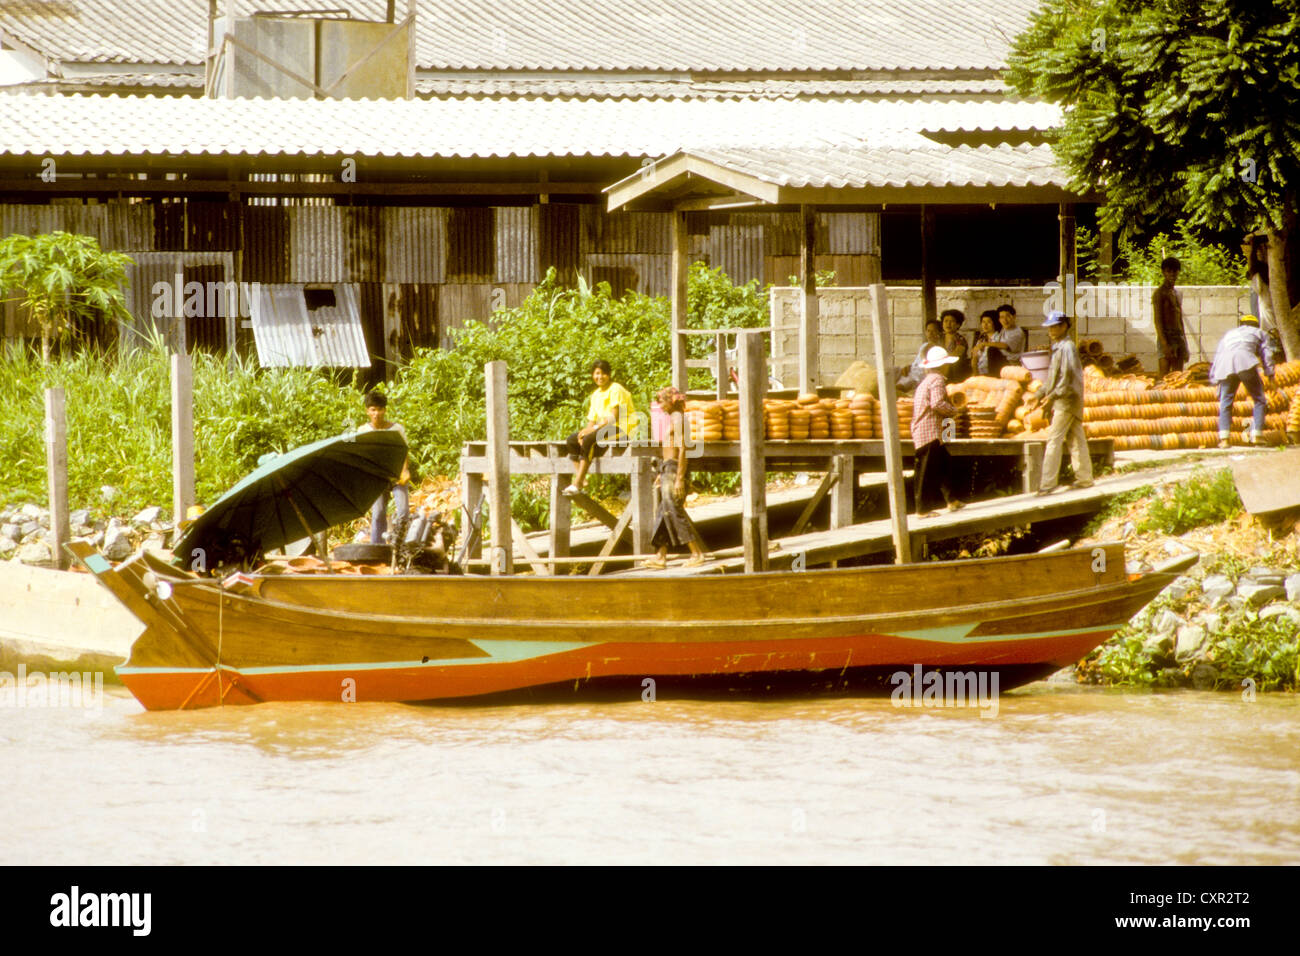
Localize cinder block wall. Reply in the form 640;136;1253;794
770;285;1252;388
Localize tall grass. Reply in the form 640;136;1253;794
0;340;360;516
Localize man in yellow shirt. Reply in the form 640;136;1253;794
564;359;637;495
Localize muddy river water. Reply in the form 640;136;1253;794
2;683;1297;865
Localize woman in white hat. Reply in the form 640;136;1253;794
911;346;964;518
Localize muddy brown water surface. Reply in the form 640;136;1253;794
2;684;1297;865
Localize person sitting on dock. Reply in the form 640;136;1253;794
564;359;637;496
641;386;709;570
358;391;411;544
896;318;944;393
1210;314;1275;447
940;309;972;382
1030;311;1093;495
911;346;965;518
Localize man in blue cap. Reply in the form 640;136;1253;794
1210;314;1275;447
1029;310;1093;495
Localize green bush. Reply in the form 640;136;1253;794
1139;468;1241;536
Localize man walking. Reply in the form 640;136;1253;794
1210;314;1275;447
1032;310;1093;496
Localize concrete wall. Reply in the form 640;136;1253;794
770;285;1253;387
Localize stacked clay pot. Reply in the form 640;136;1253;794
1081;359;1300;450
849;394;877;439
684;401;725;442
765;399;792;439
722;402;741;441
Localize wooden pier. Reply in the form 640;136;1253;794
458;286;1115;575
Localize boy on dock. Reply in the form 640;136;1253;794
358;391;411;544
564;359;637;496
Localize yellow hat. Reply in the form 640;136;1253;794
1240;314;1260;325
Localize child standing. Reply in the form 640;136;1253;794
358;391;411;544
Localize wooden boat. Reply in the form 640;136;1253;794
69;540;1187;711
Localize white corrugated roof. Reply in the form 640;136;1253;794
689;144;1069;189
0;0;1041;72
0;93;1059;158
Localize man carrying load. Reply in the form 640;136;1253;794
1210;314;1275;448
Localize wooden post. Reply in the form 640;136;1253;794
223;3;235;99
670;210;689;391
868;284;911;564
830;453;854;530
920;206;937;327
44;388;70;571
799;204;819;393
460;469;484;563
171;352;196;528
485;361;512;575
548;472;571;565
630;455;655;557
1059;203;1077;321
714;330;728;401
738;330;768;572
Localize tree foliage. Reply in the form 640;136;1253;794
0;232;133;364
1006;0;1300;355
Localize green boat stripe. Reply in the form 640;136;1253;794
115;623;1120;679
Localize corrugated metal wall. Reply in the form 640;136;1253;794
0;201;882;363
383;208;447;284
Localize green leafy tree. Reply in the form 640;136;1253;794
1007;0;1300;358
0;232;133;365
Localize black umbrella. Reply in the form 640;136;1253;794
174;429;408;571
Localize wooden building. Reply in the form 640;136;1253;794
0;0;1079;372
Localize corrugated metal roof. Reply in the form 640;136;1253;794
413;78;1014;100
687;144;1070;190
0;93;1059;158
0;0;1040;72
250;283;369;367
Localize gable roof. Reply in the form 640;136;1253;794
0;0;1040;73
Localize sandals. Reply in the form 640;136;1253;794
684;553;711;568
640;557;667;570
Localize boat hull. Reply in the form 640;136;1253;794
70;542;1172;710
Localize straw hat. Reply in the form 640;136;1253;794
921;346;958;369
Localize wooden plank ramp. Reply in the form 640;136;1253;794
521;474;902;559
629;469;1169;576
